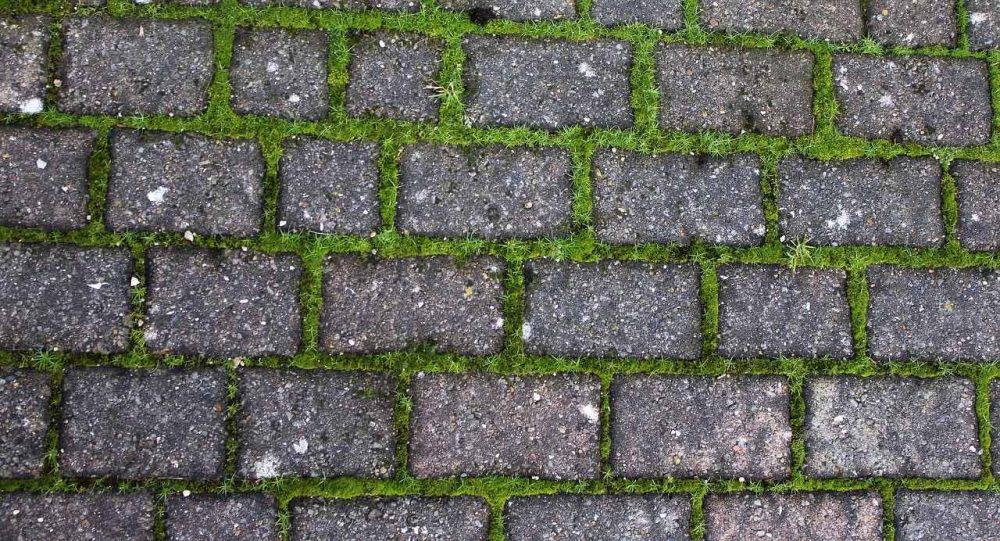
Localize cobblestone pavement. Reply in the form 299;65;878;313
0;0;999;539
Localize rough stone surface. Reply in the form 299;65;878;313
397;143;574;239
804;376;981;478
704;492;883;540
895;490;1000;540
241;0;417;10
166;494;278;541
60;368;227;479
145;248;302;358
968;0;1000;50
952;159;1000;251
591;0;684;29
345;32;443;122
439;0;575;21
611;375;791;479
409;372;602;479
523;260;701;359
291;497;490;540
593;149;765;246
699;0;863;41
0;369;50;479
0;15;50;115
464;36;633;130
505;495;691;540
0;493;154;541
230;27;329;120
867;0;957;47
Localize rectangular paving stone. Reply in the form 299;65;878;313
699;0;863;41
506;495;691;540
60;368;227;479
833;54;991;146
397;143;574;239
611;375;791;479
230;27;329;120
439;0;575;21
895;490;1000;540
523;260;701;359
145;248;302;358
0;15;50;114
463;36;633;130
345;32;443;123
321;256;505;355
0;369;50;479
166;494;278;541
704;492;883;540
241;0;417;10
778;156;944;247
290;497;490;540
867;0;956;47
0;493;154;541
804;376;981;478
591;0;684;29
656;46;815;136
409;372;602;479
968;0;1000;50
593;149;765;246
952;159;1000;251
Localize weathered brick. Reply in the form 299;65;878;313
0;369;50;479
409;373;602;479
895;490;1000;540
968;0;1000;50
656;46;815;136
321;256;505;355
699;0;863;41
464;36;633;130
166;494;278;541
952;159;1000;251
345;32;443;122
704;492;883;540
291;497;490;540
241;0;417;10
106;130;265;236
0;493;154;541
523;260;701;359
506;495;691;540
778;156;944;247
593;149;765;246
230;28;329;120
611;375;791;479
145;248;302;358
833;54;991;146
591;0;684;29
397;143;574;239
60;368;227;479
804;376;981;478
439;0;575;21
0;15;49;114
867;0;956;47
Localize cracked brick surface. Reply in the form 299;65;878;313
291;497;490;540
704;492;883;540
505;495;691;540
166;494;278;541
952;160;1000;251
895;491;1000;540
0;15;49;114
439;0;575;21
345;31;443;122
699;0;863;41
591;0;684;29
866;0;956;47
0;493;154;541
0;369;50;479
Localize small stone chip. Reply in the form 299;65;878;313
291;497;490;540
704;492;883;540
166;494;278;541
438;0;575;21
866;0;957;46
0;15;50;114
230;27;329;120
967;0;1000;50
895;491;1000;540
952;160;1000;251
240;0;417;10
699;0;863;41
591;0;684;29
0;493;154;540
0;369;51;479
506;495;691;540
345;31;443;122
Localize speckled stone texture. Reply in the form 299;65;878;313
230;27;329;120
409;373;602;479
345;32;443;122
397;143;574;239
463;36;633;130
0;15;49;114
867;0;956;47
952;160;1000;250
611;375;791;479
241;0;417;10
968;0;1000;50
291;497;490;540
59;17;214;116
237;369;396;479
106;130;265;236
0;493;154;541
0;369;50;479
895;491;1000;540
439;0;575;21
699;0;863;41
656;46;815;137
804;376;981;478
321;255;505;355
166;494;278;541
833;54;991;146
145;248;302;358
0;243;131;354
593;149;765;246
778;156;944;247
59;368;227;479
591;0;684;29
505;495;691;540
704;492;883;540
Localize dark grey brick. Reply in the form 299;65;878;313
230;28;329;121
106;130;265;236
60;368;227;479
439;0;575;21
397;143;574;239
0;243;131;354
700;0;863;41
705;492;883;540
591;0;684;29
833;54;991;146
0;493;154;541
867;0;956;47
506;495;691;540
409;373;602;479
593;149;765;246
953;159;1000;251
291;497;490;540
611;375;791;479
968;0;1000;50
778;156;944;247
657;46;815;136
59;17;214;116
345;32;443;122
321;256;505;355
0;369;50;479
146;248;302;358
895;491;1000;540
464;36;633;130
523;260;701;359
804;376;981;478
241;0;417;10
718;265;853;359
166;494;278;541
0;15;49;114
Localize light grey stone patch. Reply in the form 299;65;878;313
438;0;575;21
968;0;1000;50
699;0;863;41
867;0;957;47
895;491;1000;540
345;31;443;122
0;493;154;541
230;27;329;120
290;497;490;540
241;0;417;10
952;159;1000;251
704;492;883;540
0;369;50;479
505;495;691;540
166;494;278;541
0;15;50;115
591;0;684;29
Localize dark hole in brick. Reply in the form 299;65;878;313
468;7;497;25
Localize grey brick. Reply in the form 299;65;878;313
523;260;701;359
0;243;131;354
397;143;574;239
833;54;991;146
867;0;957;47
895;491;1000;540
0;493;154;541
409;373;602;479
656;46;815;137
291;497;490;540
230;28;329;121
506;495;691;540
611;375;791;479
145;248;302;358
345;32;443;122
953;159;1000;251
0;15;50;114
106;130;265;237
241;0;417;10
321;256;505;355
166;494;278;541
60;368;227;479
591;0;684;29
439;0;575;21
804;376;981;478
593;149;765;246
778;156;944;247
968;0;1000;50
0;369;50;479
704;492;883;540
699;0;863;41
464;36;633;130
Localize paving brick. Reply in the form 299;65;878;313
591;0;684;29
593;149;765;246
409;372;602;479
321;256;505;355
241;0;417;10
523;260;701;359
345;32;443;122
439;0;575;21
778;156;944;247
833;54;991;146
968;0;1000;50
506;495;690;540
656;46;815;137
704;492;883;540
397;143;574;239
463;36;633;130
290;497;490;540
895;490;1000;540
60;368;227;479
106;130;265;237
804;376;981;478
0;15;50;115
994;380;1000;476
867;0;956;47
230;28;329;120
166;494;278;541
0;243;131;354
59;17;214;116
952;159;1000;251
0;493;154;541
611;375;791;479
0;369;50;479
699;0;863;41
